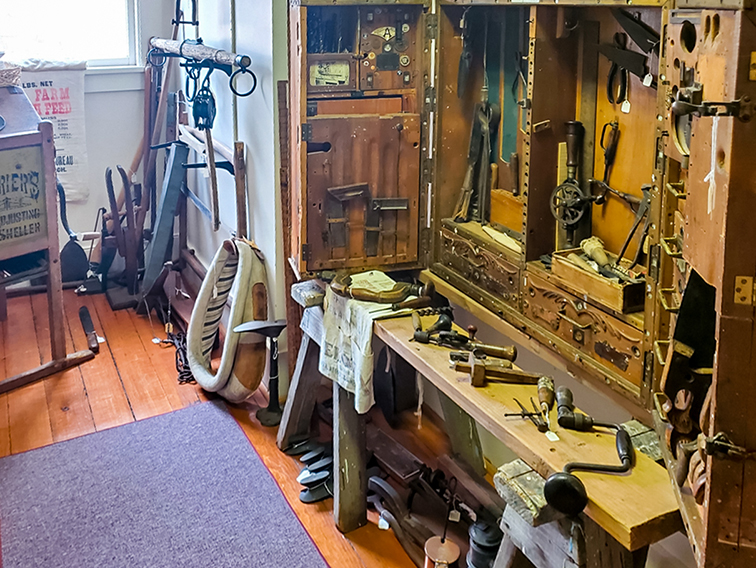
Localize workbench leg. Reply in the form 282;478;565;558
437;390;486;477
276;334;324;450
333;381;367;533
583;516;649;568
492;532;533;568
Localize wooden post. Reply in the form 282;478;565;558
276;334;324;450
39;121;66;360
333;381;367;533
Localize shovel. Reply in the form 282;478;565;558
57;181;89;283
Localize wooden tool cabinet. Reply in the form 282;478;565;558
286;1;756;566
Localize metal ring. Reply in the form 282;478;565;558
146;48;167;68
230;67;257;97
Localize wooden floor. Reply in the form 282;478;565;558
0;290;415;568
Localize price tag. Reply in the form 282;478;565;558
448;509;461;523
378;516;390;531
546;431;560;442
643;73;653;87
621;100;631;114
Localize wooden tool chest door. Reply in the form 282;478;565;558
306;114;420;270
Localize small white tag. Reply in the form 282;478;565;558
621;100;631;114
378;516;390;530
642;73;653;87
449;509;461;523
96;335;105;344
546;431;560;442
152;337;162;344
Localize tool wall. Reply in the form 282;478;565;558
286;5;756;564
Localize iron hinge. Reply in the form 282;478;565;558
643;350;654;387
301;123;312;142
649;244;661;282
734;275;756;305
424;86;437;112
301;243;312;262
425;13;438;40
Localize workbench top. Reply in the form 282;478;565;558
374;315;682;552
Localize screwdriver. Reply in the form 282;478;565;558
537;376;555;430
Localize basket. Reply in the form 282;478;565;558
0;62;22;88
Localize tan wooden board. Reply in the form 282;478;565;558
374;315;681;550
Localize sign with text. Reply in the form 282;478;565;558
20;66;88;202
0;145;48;251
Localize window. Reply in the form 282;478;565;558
0;0;137;66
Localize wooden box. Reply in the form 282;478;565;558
551;249;645;314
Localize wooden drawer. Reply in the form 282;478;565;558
523;272;645;388
438;226;520;310
551;249;645;314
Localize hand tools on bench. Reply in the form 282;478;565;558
415;326;517;362
455;354;540;388
413;313;453;343
544;387;635;516
514;398;548;433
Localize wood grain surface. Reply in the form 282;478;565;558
374;314;681;551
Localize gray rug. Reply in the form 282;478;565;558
0;401;329;568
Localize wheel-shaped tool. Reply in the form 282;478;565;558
550;181;588;227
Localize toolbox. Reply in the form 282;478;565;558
284;3;756;564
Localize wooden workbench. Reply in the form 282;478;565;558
374;316;681;552
276;288;682;559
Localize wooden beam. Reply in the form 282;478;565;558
0;351;94;395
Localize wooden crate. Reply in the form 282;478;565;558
551;249;645;314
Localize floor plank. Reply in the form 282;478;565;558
65;293;134;431
6;295;54;454
91;295;172;420
127;309;199;410
30;293;97;443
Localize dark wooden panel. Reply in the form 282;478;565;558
306;114;420;270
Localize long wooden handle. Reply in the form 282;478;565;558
234;142;248;238
204;129;221;232
149;38;251;68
